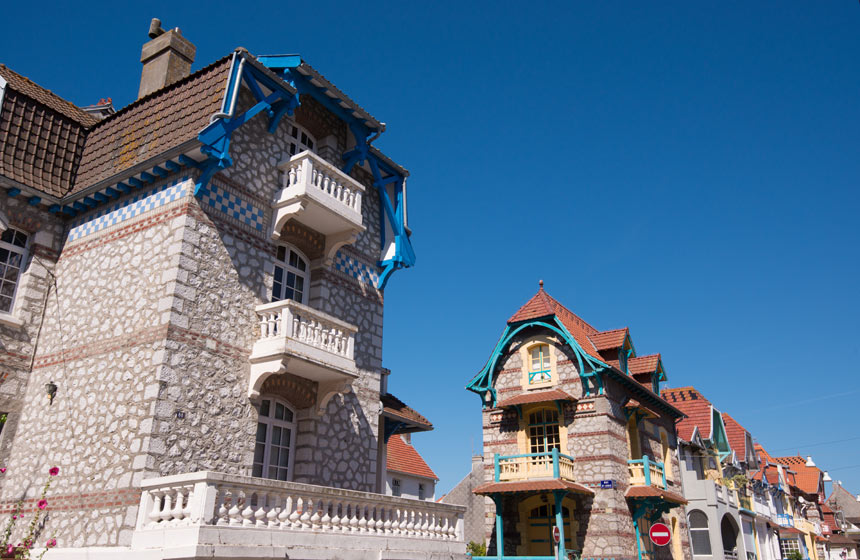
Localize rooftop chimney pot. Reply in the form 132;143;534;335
138;18;196;99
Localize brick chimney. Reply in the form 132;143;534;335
137;18;196;99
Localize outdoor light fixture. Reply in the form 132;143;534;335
805;455;816;467
44;381;57;405
823;471;832;482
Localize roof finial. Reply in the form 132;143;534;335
539;279;544;289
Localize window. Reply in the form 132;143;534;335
418;483;425;500
528;409;560;455
392;478;401;497
780;538;801;557
272;245;308;304
689;511;712;556
529;344;551;384
285;122;315;156
0;228;28;314
253;397;296;481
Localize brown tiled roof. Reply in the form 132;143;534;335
661;387;712;442
496;389;576;408
625;486;687;505
473;479;593;496
773;455;822;495
72;55;232;194
381;393;433;431
590;328;628;350
624;398;658;419
387;434;437;480
828;535;860;545
780;527;803;535
629;354;661;375
0;64;95;197
722;413;749;460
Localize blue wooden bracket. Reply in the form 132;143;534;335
27;196;41;206
7;188;21;197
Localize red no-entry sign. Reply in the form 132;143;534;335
649;523;672;546
553;526;560;544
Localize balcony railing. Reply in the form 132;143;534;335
271;151;365;262
249;299;359;408
777;513;794;528
494;449;575;482
628;456;666;489
131;472;465;557
738;495;754;512
794;517;816;534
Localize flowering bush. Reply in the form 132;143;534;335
0;467;59;559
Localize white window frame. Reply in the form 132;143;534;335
688;510;713;556
253;397;296;482
528;343;551;384
0;227;29;316
271;244;309;305
284;119;316;157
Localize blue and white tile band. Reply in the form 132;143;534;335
199;182;265;233
67;177;191;242
333;251;380;288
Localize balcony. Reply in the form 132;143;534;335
271;150;365;263
494;449;575;482
249;299;358;412
131;471;465;559
738;494;754;513
777;513;794;528
795;517;816;534
628;456;666;490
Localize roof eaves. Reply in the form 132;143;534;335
293;60;383;132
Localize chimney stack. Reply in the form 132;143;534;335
138;18;196;99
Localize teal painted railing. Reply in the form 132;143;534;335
627;456;666;489
494;449;576;482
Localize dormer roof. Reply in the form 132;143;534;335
773;455;823;496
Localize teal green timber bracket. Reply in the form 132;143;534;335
466;318;609;407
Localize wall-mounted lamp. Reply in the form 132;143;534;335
44;381;57;405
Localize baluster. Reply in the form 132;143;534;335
288;496;301;529
338;502;350;532
267;492;280;527
289;166;297;187
277;495;291;528
405;509;415;536
447;514;457;540
310;498;322;530
349;502;360;533
375;506;384;534
311;168;318;188
357;503;367;533
364;504;375;534
160;491;174;524
228;490;242;526
300;496;312;529
321;500;332;532
255;492;268;527
399;508;410;535
216;486;230;526
241;492;255;527
148;490;164;527
419;510;429;536
382;507;392;535
334;182;342;201
170;488;185;525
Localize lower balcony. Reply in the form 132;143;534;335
777;513;794;528
249;299;358;413
627;457;666;489
131;471;465;560
494;449;575;482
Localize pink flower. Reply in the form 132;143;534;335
46;538;57;548
48;467;59;476
37;499;47;510
0;468;6;474
5;544;13;554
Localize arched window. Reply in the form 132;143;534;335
0;227;28;314
253;397;296;481
528;344;551;384
272;244;309;304
689;510;712;556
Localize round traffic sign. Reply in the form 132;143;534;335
649;523;671;546
552;526;560;544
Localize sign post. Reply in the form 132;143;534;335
649;523;672;547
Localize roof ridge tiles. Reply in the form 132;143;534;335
0;64;99;127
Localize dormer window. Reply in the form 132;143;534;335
619;348;629;373
272;244;309;305
529;344;551;384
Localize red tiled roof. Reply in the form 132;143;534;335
661;387;712;441
386;435;437;480
773;455;822;495
590;328;628;350
381;393;433;432
624;398;658;419
625;486;687;504
473;479;593;496
629;354;661;375
780;527;803;535
756;444;775;464
722;413;749;460
496;389;576;408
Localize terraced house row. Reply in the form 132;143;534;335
454;286;860;560
0;19;464;559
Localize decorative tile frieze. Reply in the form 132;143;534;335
67;177;191;242
199;181;266;233
333;251;380;288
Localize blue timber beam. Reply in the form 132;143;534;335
7;188;21;197
28;196;41;206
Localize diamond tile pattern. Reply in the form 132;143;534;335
333;251;380;288
199;183;265;232
67;177;190;242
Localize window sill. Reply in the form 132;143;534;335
0;313;24;329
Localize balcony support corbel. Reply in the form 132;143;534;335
316;378;352;417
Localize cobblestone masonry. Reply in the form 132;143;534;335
0;86;394;548
480;332;691;560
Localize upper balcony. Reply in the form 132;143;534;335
628;456;666;490
249;299;358;413
494;449;575;483
271;150;366;263
777;513;794;528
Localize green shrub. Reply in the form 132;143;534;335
466;540;487;556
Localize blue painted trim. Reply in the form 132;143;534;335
48;204;61;213
7;188;20;197
178;155;201;169
72;201;87;212
27;196;40;206
117;182;132;193
165;160;181;173
82;197;97;208
152;166;168;178
104;187;121;198
93;192;108;203
62;206;77;216
128;177;144;189
140;171;156;183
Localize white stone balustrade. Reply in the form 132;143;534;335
249;299;359;411
271;151;366;265
132;472;466;559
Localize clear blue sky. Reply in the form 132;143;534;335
3;1;859;496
